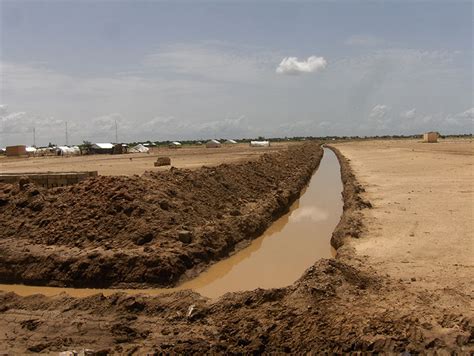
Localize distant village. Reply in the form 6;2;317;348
0;138;271;157
0;132;470;157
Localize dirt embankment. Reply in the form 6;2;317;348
0;143;323;288
327;146;372;250
1;144;471;354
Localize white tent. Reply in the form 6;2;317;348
206;139;221;148
57;146;81;156
168;141;182;148
250;140;270;147
225;139;237;144
129;144;150;153
25;146;37;153
34;147;55;156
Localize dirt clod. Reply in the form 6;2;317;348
177;230;193;244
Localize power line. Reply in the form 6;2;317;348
65;121;69;146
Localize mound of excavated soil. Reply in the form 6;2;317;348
0;143;323;288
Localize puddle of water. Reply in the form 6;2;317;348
0;148;343;299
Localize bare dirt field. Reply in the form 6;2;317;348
0;143;292;176
333;138;473;297
0;138;472;354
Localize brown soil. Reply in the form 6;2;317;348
329;146;372;250
0;143;323;288
0;140;472;354
4;258;464;355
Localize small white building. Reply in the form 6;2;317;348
57;146;81;156
250;140;270;147
91;143;114;154
25;146;37;154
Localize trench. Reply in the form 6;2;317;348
0;148;343;299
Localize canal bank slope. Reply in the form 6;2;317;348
0;140;472;354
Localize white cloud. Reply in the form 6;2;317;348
370;104;390;119
137;116;187;139
81;113;132;142
444;108;474;127
141;116;175;130
276;56;327;75
195;115;252;138
131;114;254;141
457;107;474;120
401;108;417;119
0;105;65;146
91;113;124;131
345;34;384;47
0;105;8;116
364;104;393;131
1;111;29;134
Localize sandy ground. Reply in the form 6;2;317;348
334;138;473;300
0;143;291;176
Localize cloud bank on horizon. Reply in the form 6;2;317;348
0;2;472;146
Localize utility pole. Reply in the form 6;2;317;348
65;121;69;146
115;119;118;143
33;127;36;147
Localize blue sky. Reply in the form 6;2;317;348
1;1;472;146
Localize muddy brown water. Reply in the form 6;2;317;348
0;148;342;299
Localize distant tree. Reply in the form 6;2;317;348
79;140;93;155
